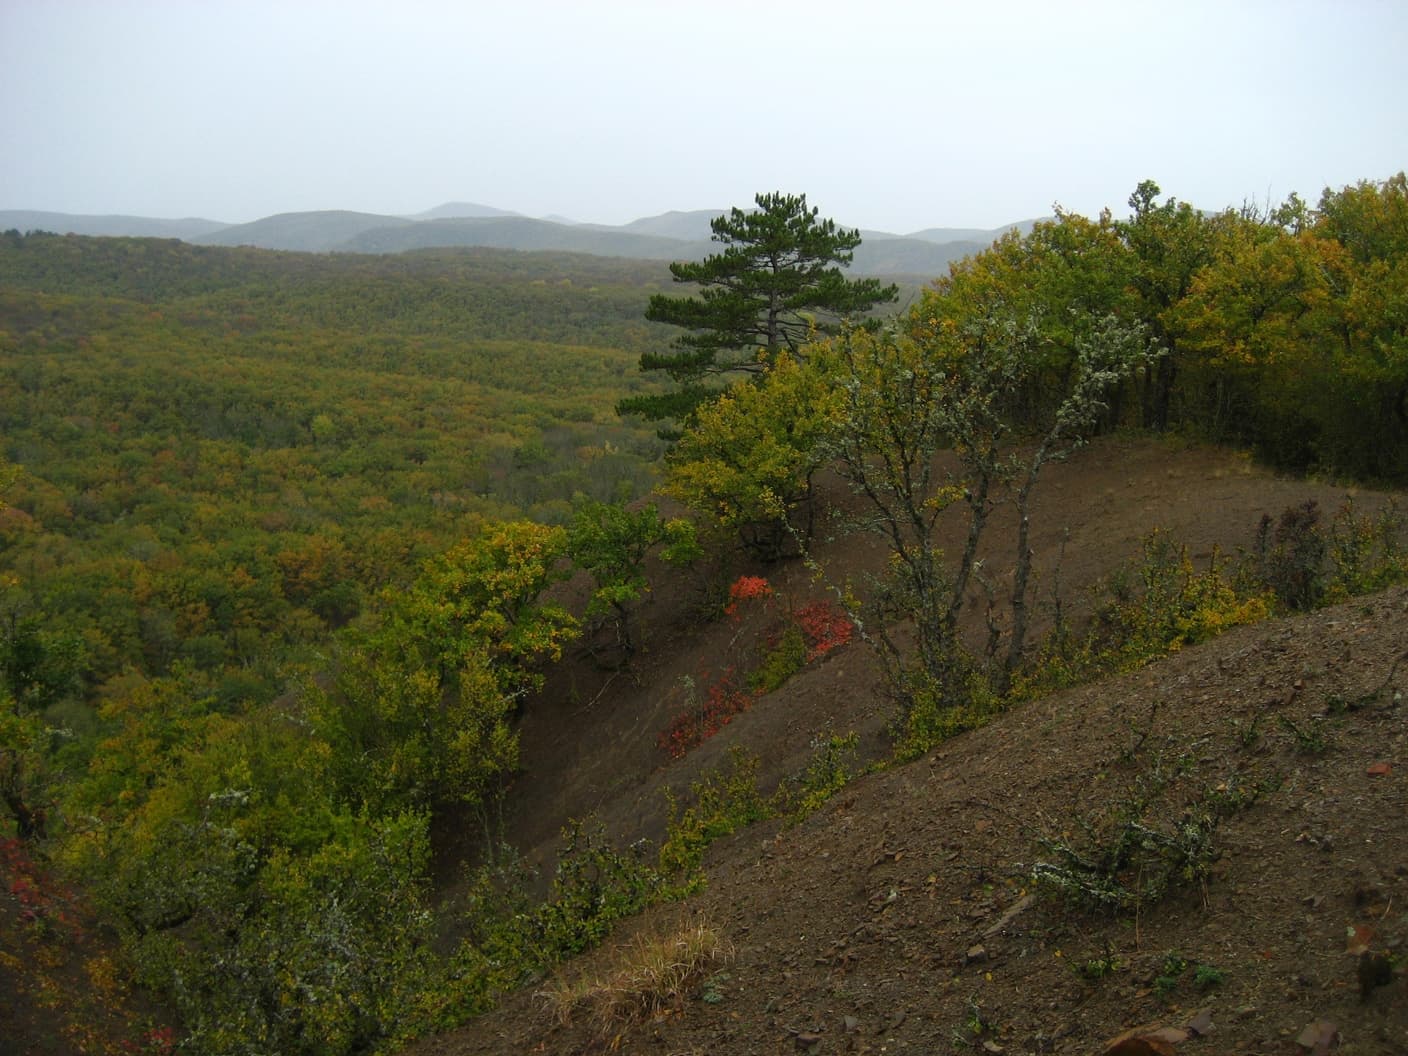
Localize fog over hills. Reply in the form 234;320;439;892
1;203;1040;278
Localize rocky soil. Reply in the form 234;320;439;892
410;439;1408;1055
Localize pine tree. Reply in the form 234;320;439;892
618;192;896;429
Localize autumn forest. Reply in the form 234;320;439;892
2;174;1406;1055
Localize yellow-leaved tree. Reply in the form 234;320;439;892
662;352;844;559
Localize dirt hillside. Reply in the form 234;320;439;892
411;438;1408;1055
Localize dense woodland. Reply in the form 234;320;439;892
1;174;1405;1055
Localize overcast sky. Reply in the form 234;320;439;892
2;0;1405;233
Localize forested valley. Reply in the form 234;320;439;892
2;174;1406;1055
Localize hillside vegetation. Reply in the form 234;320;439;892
2;175;1406;1056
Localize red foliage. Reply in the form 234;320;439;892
793;600;855;661
657;670;754;759
724;575;773;619
1;836;81;938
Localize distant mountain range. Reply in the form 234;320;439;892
0;204;1042;278
0;210;231;240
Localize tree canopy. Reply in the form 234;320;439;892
618;192;897;428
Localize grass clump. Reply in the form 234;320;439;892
1193;962;1226;990
541;915;733;1037
1074;944;1124;981
1154;951;1189;995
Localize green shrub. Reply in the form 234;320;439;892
426;821;669;1033
748;625;807;694
1324;498;1407;600
777;732;861;820
1019;532;1271;701
893;652;1001;762
658;749;770;883
1193;963;1226;989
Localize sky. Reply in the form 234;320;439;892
2;0;1405;234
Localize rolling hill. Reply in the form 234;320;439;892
339;215;705;259
4;204;1034;278
192;209;418;252
0;209;230;240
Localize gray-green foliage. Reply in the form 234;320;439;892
1029;752;1246;913
823;308;1161;706
432;821;668;1025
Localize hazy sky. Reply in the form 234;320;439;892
2;0;1405;232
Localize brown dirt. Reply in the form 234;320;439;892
412;436;1408;1056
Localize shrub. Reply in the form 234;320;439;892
748;625;807;694
776;732;861;820
658;749;769;883
724;574;773;617
1251;500;1326;610
656;671;754;760
893;648;1002;761
1019;532;1270;695
432;821;668;1029
1030;753;1234;914
746;595;854;694
793;599;854;660
1106;533;1271;656
1323;498;1407;600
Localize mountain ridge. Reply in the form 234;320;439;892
2;205;1037;278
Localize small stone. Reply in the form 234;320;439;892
1146;1027;1190;1044
1294;1020;1338;1054
966;944;989;964
1185;1010;1215;1036
1366;761;1393;777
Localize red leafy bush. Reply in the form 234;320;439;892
724;574;773;618
793;599;854;660
657;670;754;759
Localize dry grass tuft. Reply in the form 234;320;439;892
540;916;733;1036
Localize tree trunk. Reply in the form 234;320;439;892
3;789;46;841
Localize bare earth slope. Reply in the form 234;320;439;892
413;586;1408;1056
486;439;1403;867
413;439;1408;1055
